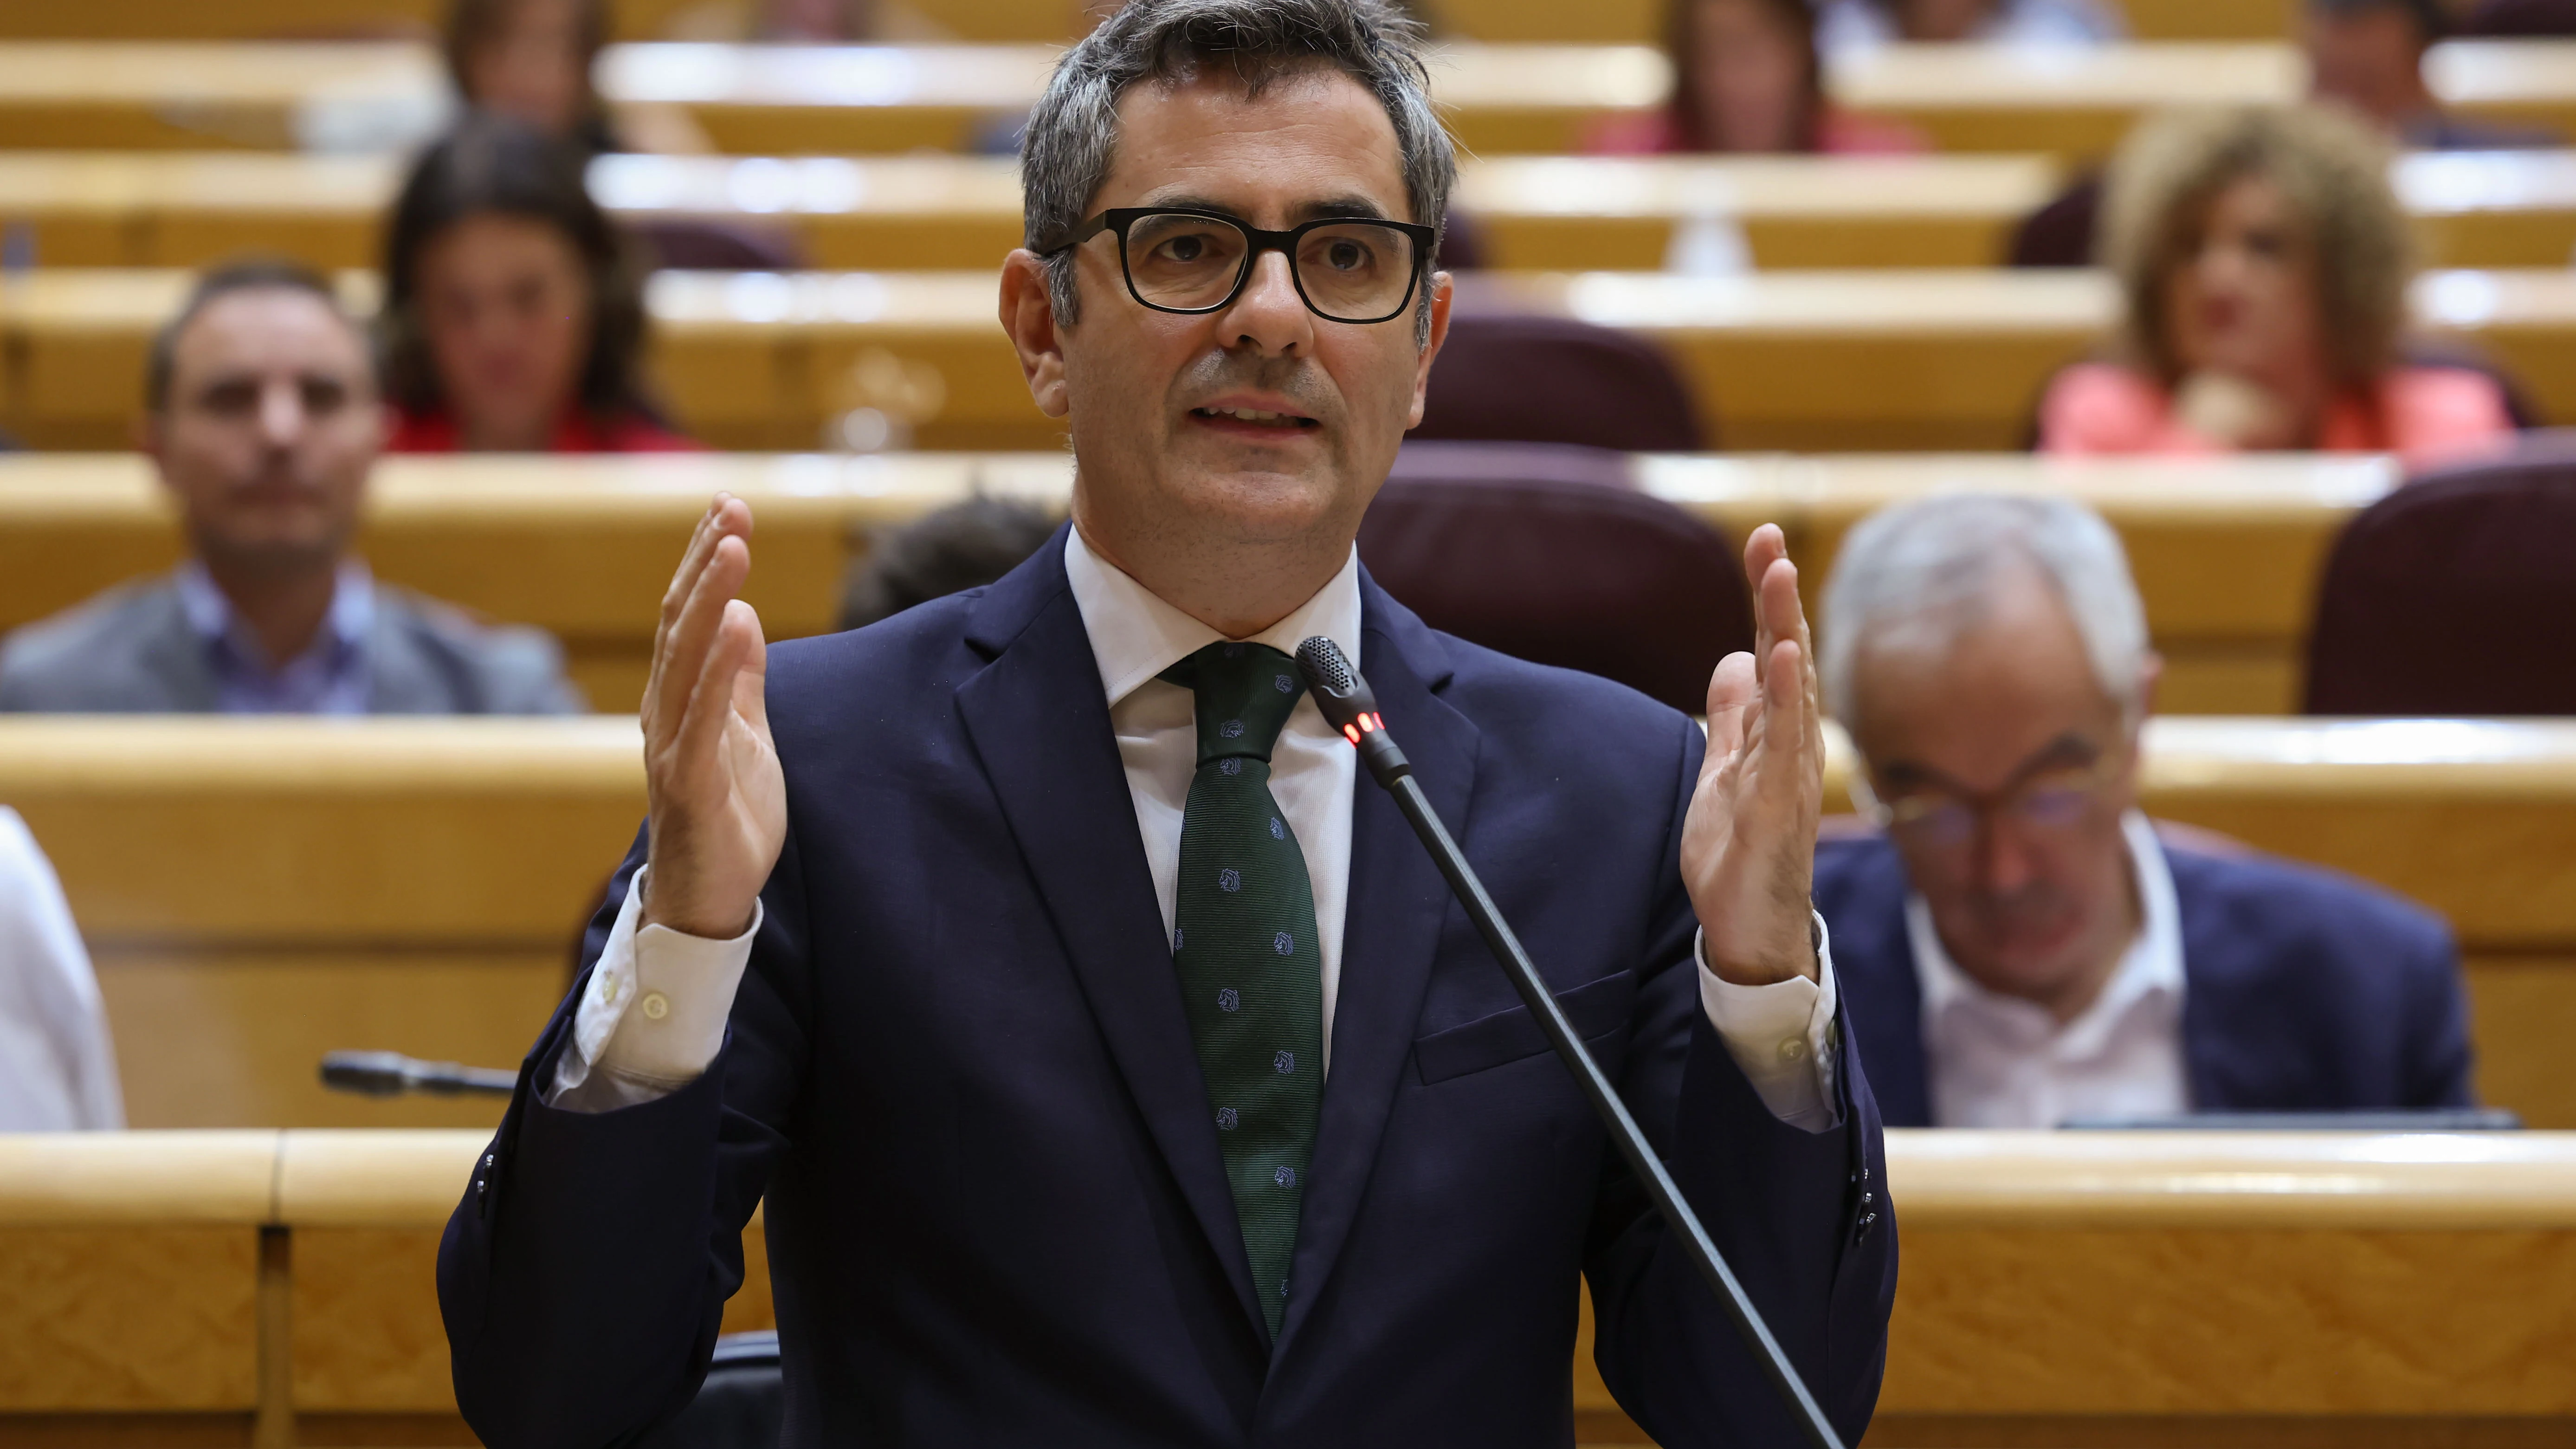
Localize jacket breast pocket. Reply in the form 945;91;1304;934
1412;971;1637;1085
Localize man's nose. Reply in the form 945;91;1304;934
1220;250;1315;357
1970;812;2041;894
258;381;306;446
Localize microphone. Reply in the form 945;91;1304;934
320;1050;517;1099
1293;637;1847;1449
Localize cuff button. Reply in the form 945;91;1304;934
641;991;670;1021
1776;1037;1807;1062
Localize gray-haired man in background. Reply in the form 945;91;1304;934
1812;492;2473;1129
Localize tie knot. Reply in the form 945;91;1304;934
1162;640;1305;766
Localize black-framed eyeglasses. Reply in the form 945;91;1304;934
1042;207;1436;325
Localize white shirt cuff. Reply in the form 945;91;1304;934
1696;912;1842;1133
547;866;763;1112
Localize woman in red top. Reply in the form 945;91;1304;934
382;116;701;454
2040;104;2517;464
1585;0;1929;155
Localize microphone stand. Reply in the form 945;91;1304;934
1295;638;1847;1449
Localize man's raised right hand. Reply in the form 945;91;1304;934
640;493;786;939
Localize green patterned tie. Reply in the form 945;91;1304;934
1162;640;1324;1339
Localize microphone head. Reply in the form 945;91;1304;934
320;1050;413;1097
1295;636;1379;733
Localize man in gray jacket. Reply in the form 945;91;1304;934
0;260;582;716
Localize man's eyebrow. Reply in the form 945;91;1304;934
1130;192;1400;226
1876;732;2102;796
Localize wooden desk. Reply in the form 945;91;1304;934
29;149;2576;277
0;717;646;1131
0;1132;276;1441
12;264;2550;453
1836;40;2576;162
0;39;1667;155
8;704;2576;1125
0;265;2203;450
0;150;2065;273
0;449;2383;716
10;1129;2572;1447
0;0;2303;44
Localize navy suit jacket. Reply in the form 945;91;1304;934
439;535;1897;1449
1813;830;2474;1126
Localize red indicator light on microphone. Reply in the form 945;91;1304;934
1343;724;1362;744
1357;714;1377;733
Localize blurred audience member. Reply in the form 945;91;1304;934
1590;0;1927;154
0;810;122;1131
2039;106;2515;458
447;0;711;155
384;119;700;454
1816;495;2474;1128
2309;0;2559;147
0;262;583;715
1817;0;2123;57
838;497;1060;632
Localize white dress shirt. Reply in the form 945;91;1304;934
0;808;124;1131
556;529;1840;1130
1911;811;2188;1129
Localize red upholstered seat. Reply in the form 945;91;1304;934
1414;312;1706;453
1358;441;1750;714
2305;435;2576;713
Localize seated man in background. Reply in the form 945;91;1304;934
1813;493;2473;1127
0;808;122;1131
836;495;1060;632
0;261;584;715
2308;0;2560;147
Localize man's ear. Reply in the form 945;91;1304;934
2134;650;2164;726
1403;270;1454;431
998;250;1072;420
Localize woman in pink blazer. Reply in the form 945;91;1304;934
2039;104;2517;465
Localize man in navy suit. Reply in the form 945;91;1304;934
1810;493;2473;1129
437;0;1896;1444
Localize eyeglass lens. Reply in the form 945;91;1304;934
1887;770;2104;851
1122;213;1419;321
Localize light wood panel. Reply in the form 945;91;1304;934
19;1129;2576;1443
0;39;1667;155
0;150;2065;272
0;0;2302;44
26;148;2576;275
0;716;643;1129
0;449;2384;718
0;1134;273;1417
8;265;2567;451
10;708;2576;1126
13;38;2576;162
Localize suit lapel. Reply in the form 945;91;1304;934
953;536;1267;1337
1273;578;1477;1356
136;580;222;712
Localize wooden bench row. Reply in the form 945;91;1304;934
6;265;2573;451
4;1127;2569;1446
12;148;2576;274
6;712;2576;1131
4;39;2575;158
0;0;2303;45
0;450;2394;716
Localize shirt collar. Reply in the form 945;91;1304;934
175;559;376;670
1907;810;2185;1048
1061;523;1363;710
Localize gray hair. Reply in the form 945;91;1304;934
1819;494;2151;732
1019;0;1457;345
